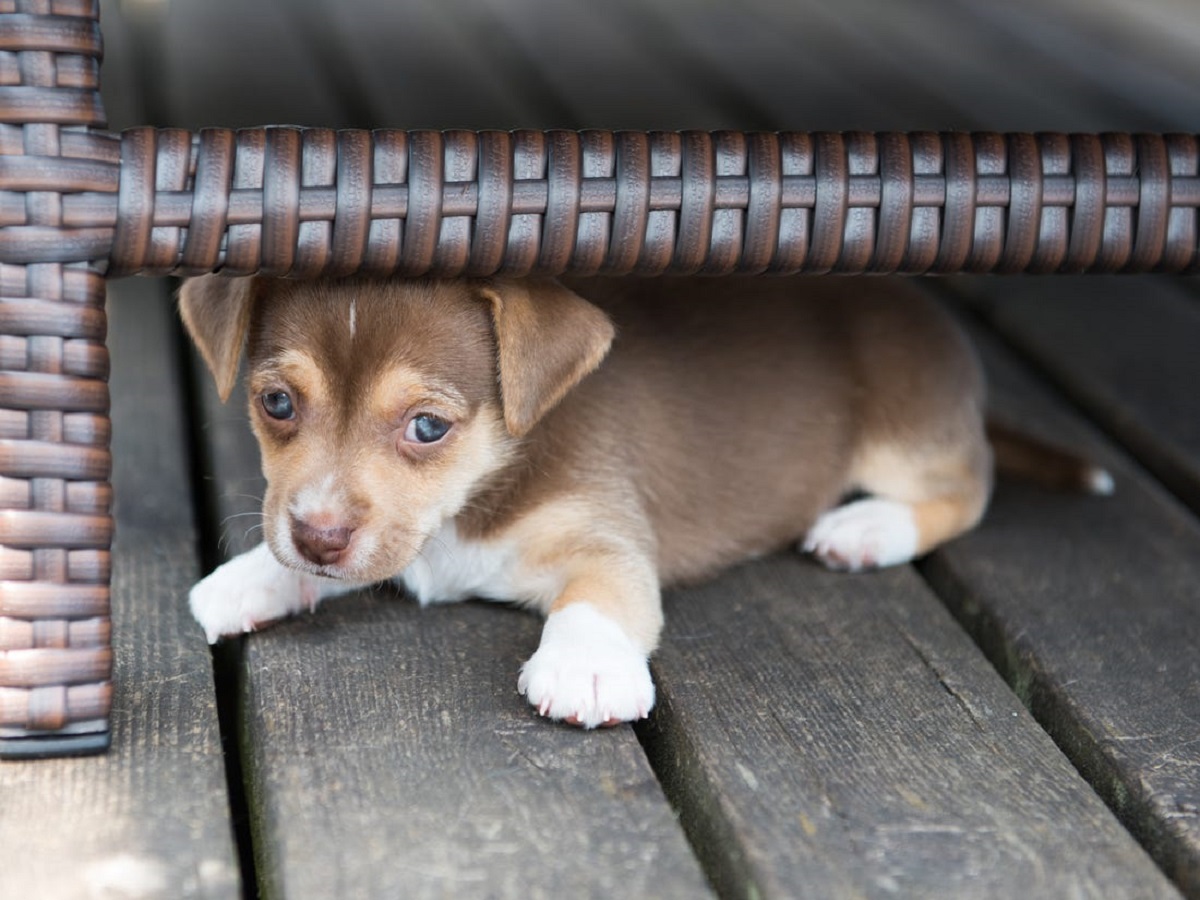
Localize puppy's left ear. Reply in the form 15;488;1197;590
478;279;615;437
178;275;262;402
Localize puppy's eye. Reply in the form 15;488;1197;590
262;391;295;421
404;414;451;444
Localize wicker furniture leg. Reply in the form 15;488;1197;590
0;3;114;757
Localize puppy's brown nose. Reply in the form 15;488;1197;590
291;517;355;566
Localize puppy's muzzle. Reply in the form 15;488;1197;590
290;516;356;567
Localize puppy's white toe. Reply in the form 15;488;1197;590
803;498;919;572
518;603;655;728
189;543;314;643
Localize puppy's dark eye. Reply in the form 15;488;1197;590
262;391;295;420
405;414;451;444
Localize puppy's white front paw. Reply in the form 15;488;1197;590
803;498;919;572
518;603;655;729
190;543;320;643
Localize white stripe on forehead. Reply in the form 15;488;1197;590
349;297;357;339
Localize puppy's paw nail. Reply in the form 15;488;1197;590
519;604;655;729
804;498;919;572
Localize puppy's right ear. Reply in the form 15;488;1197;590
178;275;260;402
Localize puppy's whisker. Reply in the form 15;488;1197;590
219;511;263;542
220;511;264;525
223;491;266;503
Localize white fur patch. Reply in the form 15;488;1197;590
517;603;655;728
288;473;339;523
189;542;359;643
398;521;559;608
348;297;357;338
803;498;920;572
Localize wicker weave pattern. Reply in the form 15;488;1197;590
0;0;112;752
90;127;1200;277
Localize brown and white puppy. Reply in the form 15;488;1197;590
181;275;998;728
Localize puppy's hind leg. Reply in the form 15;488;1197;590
804;436;992;572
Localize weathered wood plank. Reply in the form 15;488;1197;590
642;552;1176;899
963;276;1200;517
0;279;241;898
239;595;712;900
190;364;712;899
918;288;1200;893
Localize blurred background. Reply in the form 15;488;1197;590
100;0;1200;135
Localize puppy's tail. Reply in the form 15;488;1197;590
986;420;1115;495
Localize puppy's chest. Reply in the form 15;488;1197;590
397;521;556;608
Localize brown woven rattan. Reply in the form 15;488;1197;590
2;4;1198;757
0;2;112;758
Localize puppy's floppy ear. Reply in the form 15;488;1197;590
478;279;615;437
178;275;261;402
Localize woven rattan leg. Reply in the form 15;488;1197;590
0;264;113;758
0;4;113;757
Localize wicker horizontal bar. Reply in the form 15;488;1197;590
0;0;112;758
75;127;1200;277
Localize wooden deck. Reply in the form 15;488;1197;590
4;0;1200;897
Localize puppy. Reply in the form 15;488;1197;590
181;275;1001;727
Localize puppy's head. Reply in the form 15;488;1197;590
179;275;613;582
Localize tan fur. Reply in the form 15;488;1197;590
851;440;991;556
499;496;662;652
181;274;999;719
911;495;987;557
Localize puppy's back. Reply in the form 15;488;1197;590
542;278;981;582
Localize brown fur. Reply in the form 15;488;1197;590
181;274;999;716
458;276;991;583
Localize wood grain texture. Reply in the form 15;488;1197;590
963;275;1200;515
919;291;1200;893
239;594;711;900
190;357;711;899
642;552;1176;899
0;278;240;898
